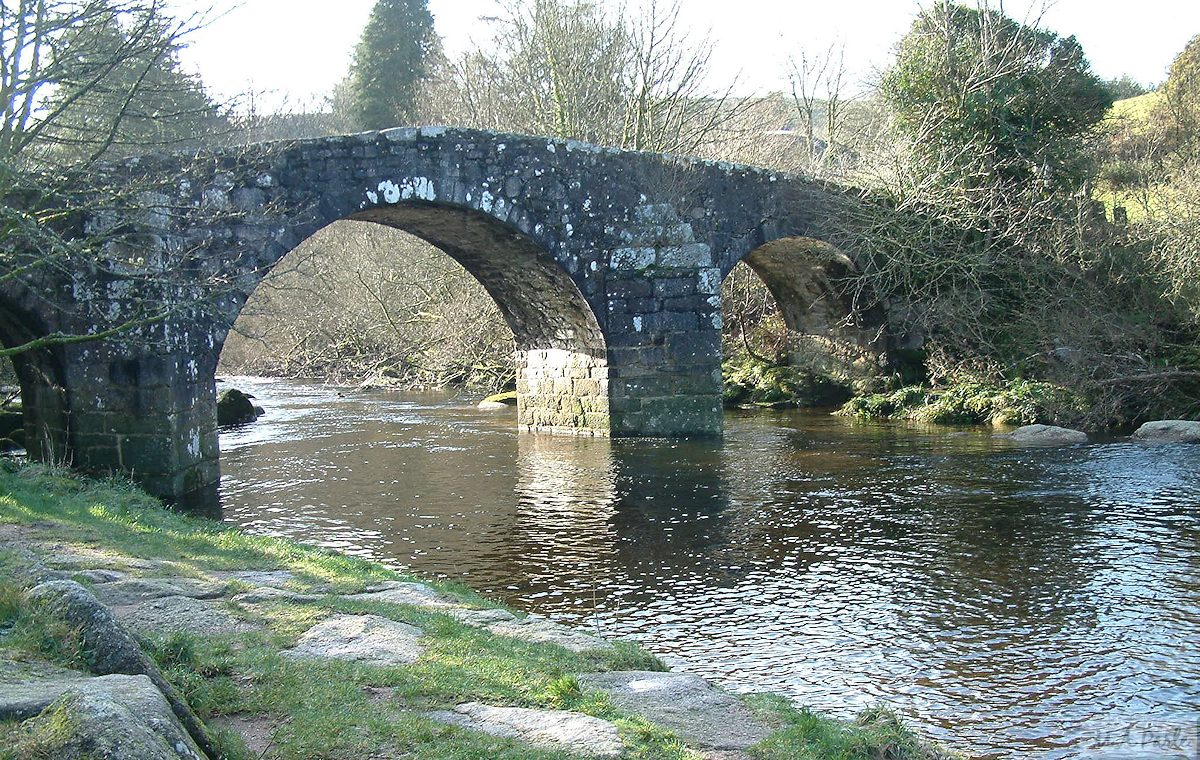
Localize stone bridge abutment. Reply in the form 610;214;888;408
2;127;908;511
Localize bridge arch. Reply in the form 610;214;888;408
0;298;70;463
221;200;610;433
724;236;891;394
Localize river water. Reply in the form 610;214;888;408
217;378;1200;759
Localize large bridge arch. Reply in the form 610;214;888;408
219;200;611;433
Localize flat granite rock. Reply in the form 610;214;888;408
446;608;612;652
429;702;622;758
208;569;298;588
0;658;92;720
115;595;259;635
41;550;173;572
92;577;227;607
1132;419;1200;442
74;568;127;583
579;671;773;751
348;580;464;608
3;673;207;760
232;586;324;604
285;614;424;666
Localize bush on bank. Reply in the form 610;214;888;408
836;380;1089;427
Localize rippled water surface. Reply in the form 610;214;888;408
218;378;1200;759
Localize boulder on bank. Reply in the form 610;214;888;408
0;673;207;760
285;614;425;666
428;702;622;758
1000;424;1088;444
217;387;261;426
23;580;217;759
1132;420;1200;442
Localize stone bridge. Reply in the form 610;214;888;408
0;127;905;512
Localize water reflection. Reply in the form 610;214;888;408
219;381;1200;760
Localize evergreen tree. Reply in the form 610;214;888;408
41;4;223;163
347;0;437;130
1;0;222;168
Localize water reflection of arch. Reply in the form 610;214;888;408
510;433;620;596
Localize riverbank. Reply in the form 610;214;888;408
0;462;958;760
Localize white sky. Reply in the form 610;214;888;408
174;0;1199;111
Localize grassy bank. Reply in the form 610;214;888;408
0;462;957;760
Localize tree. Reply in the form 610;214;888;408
1160;34;1200;161
1104;75;1151;101
879;1;1112;198
346;0;436;130
422;0;745;155
1;0;220;169
1;0;227;360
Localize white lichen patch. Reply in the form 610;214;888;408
378;180;401;204
479;191;495;213
697;268;721;295
404;176;436;201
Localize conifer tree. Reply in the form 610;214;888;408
347;0;437;130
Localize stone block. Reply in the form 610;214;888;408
665;332;721;364
633;204;678;225
662;295;708;312
118;435;176;475
607;278;653;299
657;243;711;268
696;268;723;295
610;247;656;270
654;278;694;298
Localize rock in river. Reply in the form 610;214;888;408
217;387;261;426
1132;419;1200;442
1000;424;1088;444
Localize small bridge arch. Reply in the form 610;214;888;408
731;236;890;393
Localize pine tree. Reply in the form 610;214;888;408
347;0;437;130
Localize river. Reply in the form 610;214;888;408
217;378;1200;759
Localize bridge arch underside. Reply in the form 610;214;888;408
348;202;610;435
739;237;889;394
0;300;69;463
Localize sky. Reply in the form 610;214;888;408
174;0;1200;111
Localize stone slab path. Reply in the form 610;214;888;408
285;614;425;666
580;671;774;751
428;702;623;758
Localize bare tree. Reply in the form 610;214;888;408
421;0;748;155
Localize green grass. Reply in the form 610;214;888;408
0;462;957;760
743;695;960;760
